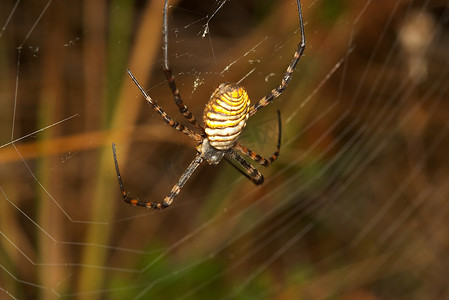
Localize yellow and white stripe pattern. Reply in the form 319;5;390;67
203;83;250;150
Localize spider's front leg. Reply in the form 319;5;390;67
112;143;204;210
226;149;264;185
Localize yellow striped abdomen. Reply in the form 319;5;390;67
203;83;250;150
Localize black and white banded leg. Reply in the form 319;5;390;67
249;0;306;117
113;142;204;210
226;149;265;185
233;110;282;167
162;0;204;133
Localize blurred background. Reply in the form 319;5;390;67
1;0;448;299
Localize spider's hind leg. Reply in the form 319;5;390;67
162;67;204;132
127;70;202;142
248;0;306;117
162;0;204;133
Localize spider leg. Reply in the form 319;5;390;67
113;143;204;210
249;0;306;117
234;110;281;167
226;149;264;185
162;67;204;133
160;154;204;209
112;143;141;206
162;0;204;133
224;157;254;182
127;69;201;142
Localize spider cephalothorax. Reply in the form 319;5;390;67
112;0;306;210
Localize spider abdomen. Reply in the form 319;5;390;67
203;83;250;150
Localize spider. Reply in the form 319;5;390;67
112;0;306;210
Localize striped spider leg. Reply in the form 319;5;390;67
113;142;204;210
249;0;306;117
226;149;265;185
112;71;203;209
162;0;204;133
225;110;282;185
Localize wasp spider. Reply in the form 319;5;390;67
112;0;306;210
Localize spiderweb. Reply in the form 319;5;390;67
1;0;448;299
